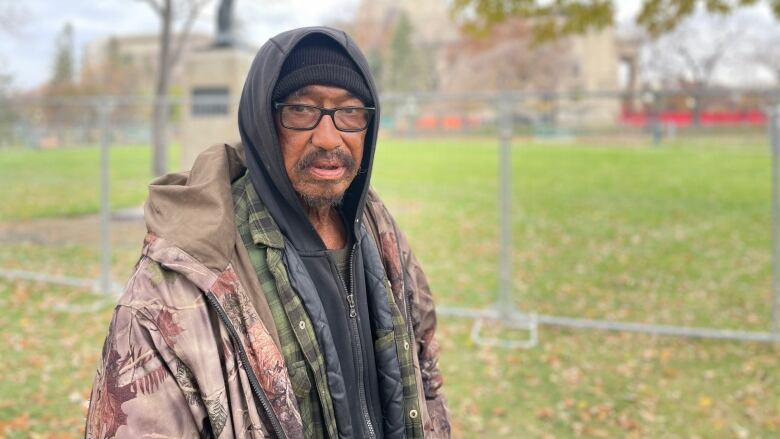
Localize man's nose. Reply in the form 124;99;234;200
311;114;342;150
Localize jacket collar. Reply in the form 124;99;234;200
244;175;285;250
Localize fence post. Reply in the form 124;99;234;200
652;91;662;146
98;100;113;295
771;104;780;334
405;95;418;138
497;92;516;320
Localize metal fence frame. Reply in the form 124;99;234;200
2;92;779;346
437;95;780;348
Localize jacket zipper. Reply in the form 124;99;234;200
334;244;378;439
204;292;287;439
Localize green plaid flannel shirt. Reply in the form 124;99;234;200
233;174;337;439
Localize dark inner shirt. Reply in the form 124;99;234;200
329;246;350;288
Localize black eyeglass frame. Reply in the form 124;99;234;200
273;102;376;133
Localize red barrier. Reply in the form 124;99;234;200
415;115;483;131
621;110;767;127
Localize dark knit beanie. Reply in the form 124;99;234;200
272;35;372;106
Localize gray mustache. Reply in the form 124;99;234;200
296;149;357;172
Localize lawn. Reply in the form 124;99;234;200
0;144;179;221
1;137;778;437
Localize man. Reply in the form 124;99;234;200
85;27;450;438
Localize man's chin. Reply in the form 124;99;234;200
294;183;349;209
299;192;345;209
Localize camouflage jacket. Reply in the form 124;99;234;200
85;143;450;438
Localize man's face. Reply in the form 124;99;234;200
276;85;367;208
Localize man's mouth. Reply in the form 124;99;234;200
307;160;346;179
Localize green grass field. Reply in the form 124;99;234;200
0;145;180;221
1;137;778;437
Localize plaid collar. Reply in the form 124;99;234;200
239;174;285;249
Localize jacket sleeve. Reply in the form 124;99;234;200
85;303;207;438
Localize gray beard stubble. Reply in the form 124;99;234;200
295;149;358;209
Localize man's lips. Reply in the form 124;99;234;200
306;161;346;179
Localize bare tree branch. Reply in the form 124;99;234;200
640;13;745;89
751;27;780;83
138;0;212;176
169;0;210;70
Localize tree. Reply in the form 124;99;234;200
749;23;780;84
80;37;145;142
139;0;211;176
451;0;780;40
384;12;434;92
365;48;384;91
441;17;574;93
44;22;81;139
49;22;76;90
81;37;141;96
0;1;27;147
641;14;745;88
340;3;440;94
0;68;14;147
640;13;749;124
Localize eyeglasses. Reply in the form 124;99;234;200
274;102;375;132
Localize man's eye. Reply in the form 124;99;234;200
290;105;309;113
341;108;357;114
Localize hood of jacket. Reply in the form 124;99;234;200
144;143;247;271
237;26;380;253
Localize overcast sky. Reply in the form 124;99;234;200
0;0;362;90
1;0;772;91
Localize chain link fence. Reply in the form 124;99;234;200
1;89;778;343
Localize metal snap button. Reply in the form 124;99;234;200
298;320;306;330
409;409;418;419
